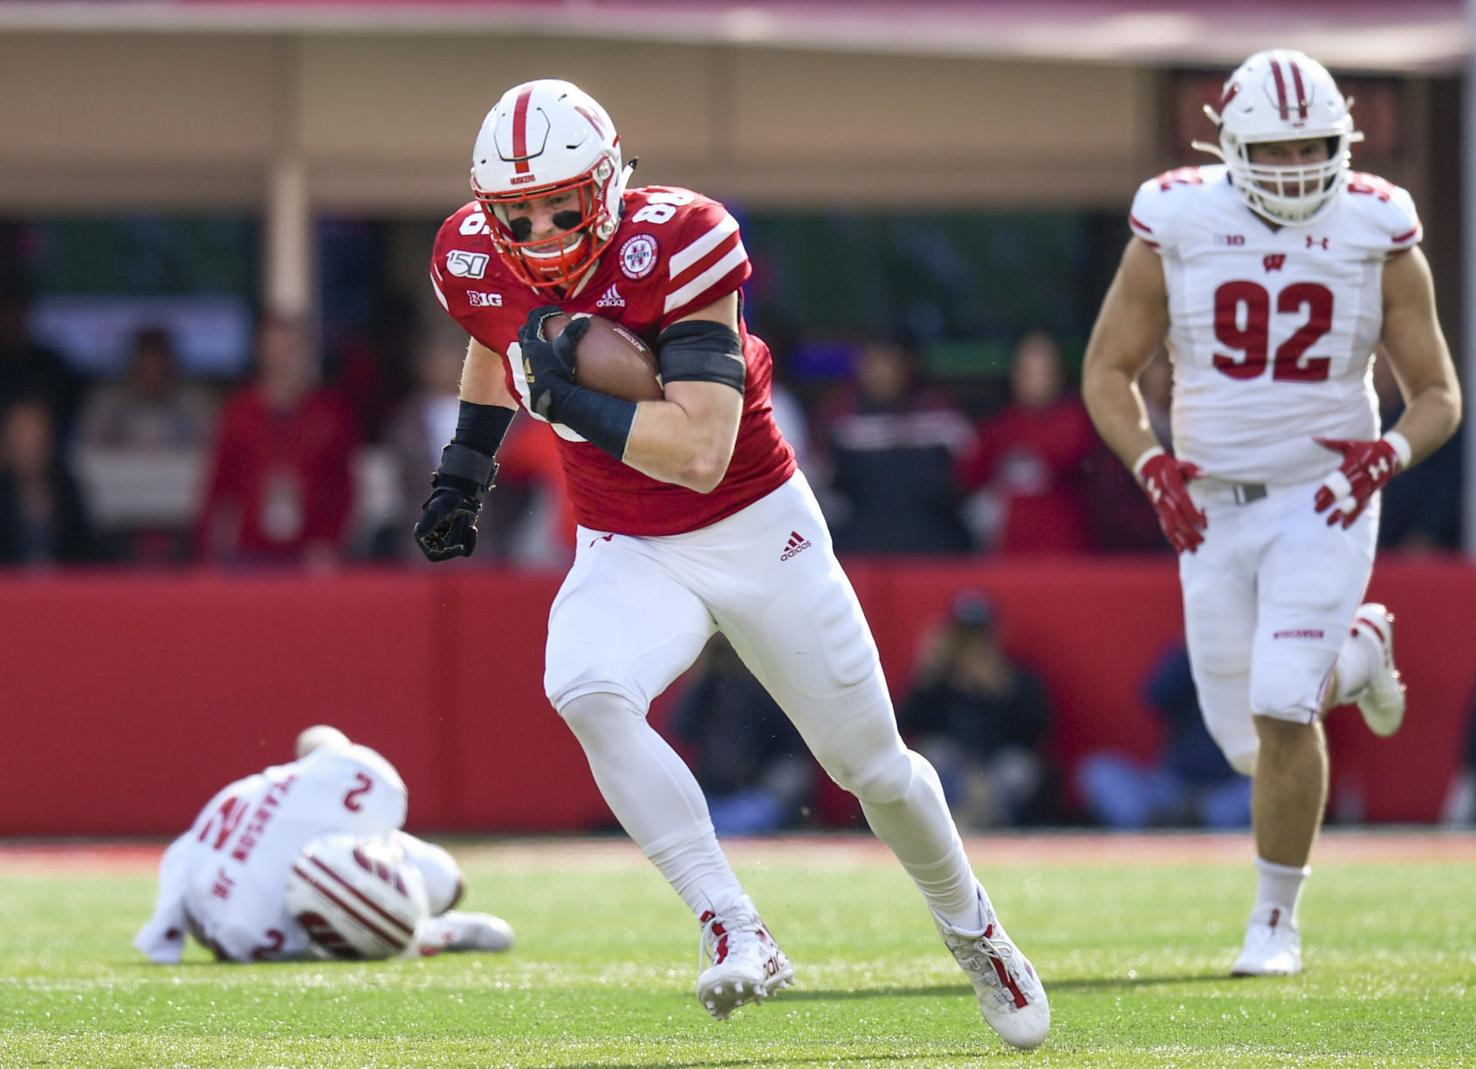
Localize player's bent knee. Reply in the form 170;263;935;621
555;690;643;742
828;743;915;806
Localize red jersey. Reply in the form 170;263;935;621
196;387;357;563
430;186;794;536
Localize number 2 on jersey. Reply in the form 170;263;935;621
1213;280;1333;383
343;772;373;812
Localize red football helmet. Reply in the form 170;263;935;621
470;79;630;290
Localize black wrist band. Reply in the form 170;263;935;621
435;442;498;490
451;400;516;456
554;384;637;461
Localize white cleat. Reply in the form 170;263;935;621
1231;907;1302;976
695;896;794;1021
415;911;515;956
934;894;1050;1050
1351;603;1406;737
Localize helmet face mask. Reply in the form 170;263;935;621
470;80;628;290
1192;49;1363;227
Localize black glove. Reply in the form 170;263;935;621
414;443;498;562
519;306;590;421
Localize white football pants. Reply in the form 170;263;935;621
1181;475;1378;774
544;472;981;926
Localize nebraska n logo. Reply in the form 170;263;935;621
779;530;812;561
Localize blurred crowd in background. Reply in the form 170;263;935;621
2;283;1463;573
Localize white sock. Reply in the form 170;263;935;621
1332;627;1379;705
644;822;747;916
860;751;988;932
1253;856;1309;927
559;692;745;916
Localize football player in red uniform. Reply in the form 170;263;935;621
415;79;1047;1046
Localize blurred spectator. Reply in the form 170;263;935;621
1076;645;1251;829
813;340;974;554
195;315;357;567
383;339;463;560
1441;681;1476;826
493;417;576;567
896;592;1053;829
74;327;216;563
669;634;814;835
77;327;214;451
960;331;1096;554
0;395;105;565
382;338;574;565
1084;350;1172;553
0;284;85;438
332;292;419;445
1372;354;1462;551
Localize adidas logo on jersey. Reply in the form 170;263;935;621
595;285;625;309
779;530;812;561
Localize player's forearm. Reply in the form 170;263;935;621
1082;362;1163;471
622;399;739;493
1388;380;1462;468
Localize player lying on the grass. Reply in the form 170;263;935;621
1083;49;1461;976
412;79;1048;1049
135;726;514;963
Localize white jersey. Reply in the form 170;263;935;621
1129;164;1421;484
134;744;407;962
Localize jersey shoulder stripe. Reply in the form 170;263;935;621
669;213;740;277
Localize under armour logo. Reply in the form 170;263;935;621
1263;254;1287;272
1307;236;1330;250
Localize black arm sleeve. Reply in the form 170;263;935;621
655;320;746;392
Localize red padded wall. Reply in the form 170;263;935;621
0;558;1469;834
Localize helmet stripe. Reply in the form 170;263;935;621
292;863;409;954
1269;58;1290;121
511;87;534;175
1288;60;1309;120
308;855;417;939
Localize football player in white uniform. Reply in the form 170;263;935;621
1083;50;1461;976
135;727;514;963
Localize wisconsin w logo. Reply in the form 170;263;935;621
1263;254;1286;273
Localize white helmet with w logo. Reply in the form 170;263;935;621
285;834;429;960
470;79;631;289
1195;49;1363;226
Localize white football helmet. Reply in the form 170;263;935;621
285;834;429;960
1194;49;1363;226
470;79;631;290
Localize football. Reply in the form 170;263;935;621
543;314;664;402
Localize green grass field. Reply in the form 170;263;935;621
2;834;1473;1068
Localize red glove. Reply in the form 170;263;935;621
1313;435;1406;528
1135;448;1207;554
